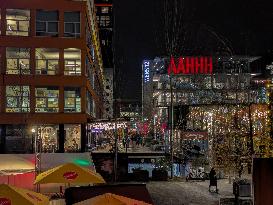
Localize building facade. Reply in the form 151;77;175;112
0;0;105;154
94;0;114;119
142;56;273;160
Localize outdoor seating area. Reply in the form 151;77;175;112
0;161;154;205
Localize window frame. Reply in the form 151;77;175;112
6;86;30;113
6;9;30;36
64;88;81;113
35;48;59;75
6;47;31;75
35;87;59;113
64;11;81;38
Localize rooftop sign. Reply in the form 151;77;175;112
168;57;213;75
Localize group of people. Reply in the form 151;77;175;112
122;133;144;148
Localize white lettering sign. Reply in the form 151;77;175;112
143;61;150;83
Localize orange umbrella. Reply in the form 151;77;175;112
74;193;152;205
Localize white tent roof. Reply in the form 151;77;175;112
0;154;35;175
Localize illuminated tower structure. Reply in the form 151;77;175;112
94;0;113;119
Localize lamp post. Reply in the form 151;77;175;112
154;115;158;140
31;128;35;153
32;127;41;192
170;74;174;179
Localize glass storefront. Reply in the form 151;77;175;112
5;125;32;153
64;124;81;152
36;125;58;153
3;124;82;153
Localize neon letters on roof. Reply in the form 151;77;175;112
168;57;213;75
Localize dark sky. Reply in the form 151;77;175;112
114;0;273;101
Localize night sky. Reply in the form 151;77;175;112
114;0;273;101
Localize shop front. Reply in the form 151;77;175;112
142;56;273;168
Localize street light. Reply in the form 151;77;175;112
32;127;41;192
31;128;35;153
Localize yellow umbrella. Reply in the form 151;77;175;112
74;193;152;205
34;163;105;184
0;184;49;205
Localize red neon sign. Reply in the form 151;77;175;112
168;57;213;75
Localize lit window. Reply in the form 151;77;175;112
99;16;110;27
6;47;30;74
64;48;81;75
36;48;59;75
64;11;80;38
64;87;81;112
6;86;30;112
6;9;30;36
35;87;59;112
101;7;109;14
37;125;58;153
64;124;81;152
36;10;59;37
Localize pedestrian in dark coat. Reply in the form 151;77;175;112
209;167;218;193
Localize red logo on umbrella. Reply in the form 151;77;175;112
27;193;42;201
0;198;11;205
63;171;78;180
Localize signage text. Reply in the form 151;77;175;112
168;57;213;75
143;61;150;83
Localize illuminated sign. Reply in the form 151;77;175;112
168;57;213;75
143;61;150;83
63;171;78;180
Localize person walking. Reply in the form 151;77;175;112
209;167;218;193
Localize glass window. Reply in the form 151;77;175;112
101;7;109;14
86;91;93;115
6;47;30;74
64;11;80;38
86;56;94;86
5;125;32;153
6;86;30;112
35;48;59;75
64;87;81;112
35;87;59;112
64;48;81;75
99;16;110;27
64;124;81;152
36;125;58;153
36;10;59;37
6;9;30;36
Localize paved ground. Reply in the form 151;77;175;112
146;179;234;205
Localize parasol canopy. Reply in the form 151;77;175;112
34;163;105;184
0;184;49;205
74;193;152;205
